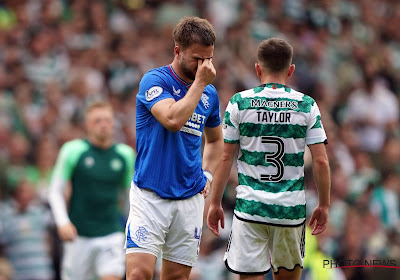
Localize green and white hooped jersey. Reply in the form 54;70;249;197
223;83;327;226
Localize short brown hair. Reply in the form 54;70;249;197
173;17;216;49
257;38;293;73
85;100;113;116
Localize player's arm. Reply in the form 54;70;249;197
118;144;136;214
308;142;331;235
207;142;238;236
48;144;77;241
151;59;216;132
201;124;223;198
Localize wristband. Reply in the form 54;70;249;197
204;170;213;183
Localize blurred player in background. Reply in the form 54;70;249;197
48;101;136;280
0;179;54;280
125;17;223;280
207;38;331;280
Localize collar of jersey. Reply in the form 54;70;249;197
168;64;192;87
258;83;291;93
84;139;114;151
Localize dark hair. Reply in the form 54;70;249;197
257;38;293;72
173;17;216;50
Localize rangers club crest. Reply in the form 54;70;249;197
201;93;210;109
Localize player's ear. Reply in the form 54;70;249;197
255;63;262;77
288;64;295;77
174;45;180;56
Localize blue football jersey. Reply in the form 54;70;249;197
134;65;221;199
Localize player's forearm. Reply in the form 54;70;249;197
202;134;223;175
209;145;236;205
48;177;71;227
210;156;234;205
164;82;207;131
312;157;331;207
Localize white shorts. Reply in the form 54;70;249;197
224;215;305;275
62;232;125;280
125;183;205;267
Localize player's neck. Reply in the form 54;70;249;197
88;136;112;149
259;74;288;86
171;60;193;84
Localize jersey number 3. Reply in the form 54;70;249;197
261;136;284;182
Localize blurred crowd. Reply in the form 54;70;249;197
0;0;399;279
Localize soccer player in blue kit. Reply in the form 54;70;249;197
125;17;223;280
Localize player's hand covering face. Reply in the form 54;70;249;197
178;43;214;82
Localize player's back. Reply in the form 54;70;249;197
223;83;327;226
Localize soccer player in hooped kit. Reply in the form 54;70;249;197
124;17;223;280
207;38;331;280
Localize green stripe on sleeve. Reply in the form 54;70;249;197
311;115;322;129
224;110;235;128
224;139;240;144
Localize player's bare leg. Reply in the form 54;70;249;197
160;259;192;280
126;253;157;280
100;275;121;280
240;274;264;280
273;266;302;280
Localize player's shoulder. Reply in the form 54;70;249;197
139;66;172;98
204;83;218;99
141;65;170;82
298;91;316;106
115;142;135;153
282;86;316;104
61;139;89;152
205;83;217;93
114;143;136;162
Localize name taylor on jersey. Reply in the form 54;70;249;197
251;98;295;123
257;111;291;123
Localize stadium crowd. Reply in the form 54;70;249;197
0;0;399;279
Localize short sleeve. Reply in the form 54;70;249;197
223;95;240;144
51;140;88;180
306;102;327;145
205;86;221;128
137;71;175;111
116;144;136;188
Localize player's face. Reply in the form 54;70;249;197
85;107;114;143
178;43;214;81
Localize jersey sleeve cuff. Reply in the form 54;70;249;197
224;139;239;144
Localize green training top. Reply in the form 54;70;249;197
51;139;135;237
